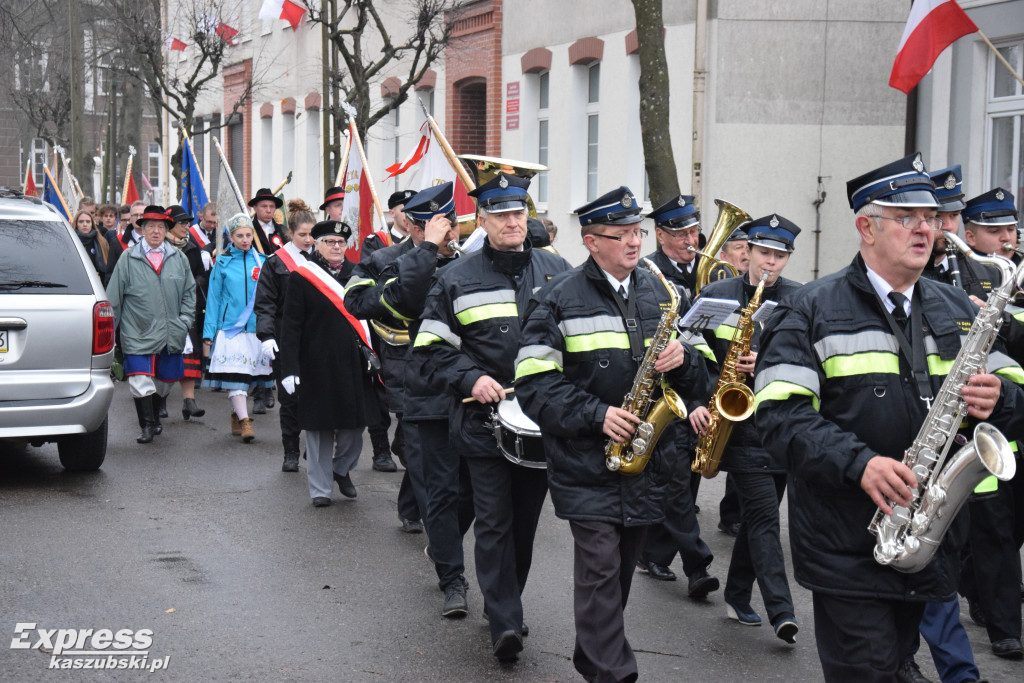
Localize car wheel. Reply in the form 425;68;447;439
57;417;108;471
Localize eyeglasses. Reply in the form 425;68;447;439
872;215;942;231
320;239;347;248
591;228;649;242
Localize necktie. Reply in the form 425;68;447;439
617;284;628;301
146;249;164;270
888;291;909;331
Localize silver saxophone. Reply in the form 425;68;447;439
869;231;1022;572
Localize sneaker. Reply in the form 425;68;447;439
725;600;762;626
441;582;468;618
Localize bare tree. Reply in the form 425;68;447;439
631;0;679;206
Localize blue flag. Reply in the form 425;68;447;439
42;166;70;221
180;136;209;219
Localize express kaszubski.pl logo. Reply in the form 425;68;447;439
10;623;170;672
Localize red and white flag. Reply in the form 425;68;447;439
890;0;977;94
23;160;37;196
215;23;239;46
259;0;306;31
405;126;475;216
164;34;187;51
340;125;375;263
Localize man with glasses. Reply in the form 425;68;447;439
515;186;712;682
754;153;1024;678
414;173;570;663
120;201;148;249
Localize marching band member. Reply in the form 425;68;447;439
414;173;571;661
692;215;802;642
515;186;711;682
754;153;1024;679
280;220;380;507
710;228;750;280
254;201;317;472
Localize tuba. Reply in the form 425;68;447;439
693;199;752;296
869;232;1023;572
605;259;688;474
691;270;768;478
459;155;549;234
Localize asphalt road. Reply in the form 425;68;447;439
1;382;1020;681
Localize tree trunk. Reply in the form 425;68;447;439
631;0;679;206
68;0;88;192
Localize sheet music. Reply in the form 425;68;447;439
678;297;740;330
751;299;779;324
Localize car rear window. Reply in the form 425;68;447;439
0;220;94;294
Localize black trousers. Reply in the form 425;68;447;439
813;593;925;682
418;419;475;589
690;468;741;524
964;474;1024;643
273;362;300;455
569;520;647;683
394;413;424;522
643;448;713;576
724;471;794;624
465;456;547;643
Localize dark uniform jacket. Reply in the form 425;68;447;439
344;238;437;413
254;246;311;343
360;229;407;264
280;253;378;431
698;273;802;473
753;254;1024;600
515;257;713;526
254;219;287;254
644;248;699;302
413;238;571;454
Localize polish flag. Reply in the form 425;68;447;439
23;161;37;196
259;0;306;31
340;132;375;263
407;127;475;216
123;174;140;205
889;0;977;94
169;37;187;51
384;123;431;180
215;23;239;46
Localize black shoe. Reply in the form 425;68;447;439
333;472;357;498
156;394;169;419
134;397;157;444
492;630;523;662
400;517;424;534
968;599;987;627
182;398;205;420
896;659;933;683
372;453;398;472
312;497;332;508
252;394;267;415
992;638;1024;659
282;452;299;473
687;568;720;599
441;582;468;618
264;389;275;409
718;520;741;536
772;616;799;645
645;562;677;582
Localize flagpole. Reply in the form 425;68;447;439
417;99;476;192
348;122;390;237
212;134;265;254
334;131;352;187
977;30;1024;90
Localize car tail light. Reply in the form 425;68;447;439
93;302;115;354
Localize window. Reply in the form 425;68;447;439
587;115;599;201
282;111;295;190
539;71;549;109
261;115;273;186
538;120;549;203
985;40;1024;217
419;89;435;117
588;63;600;104
148;143;161;192
31;138;46;187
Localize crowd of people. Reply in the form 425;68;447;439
82;151;1024;682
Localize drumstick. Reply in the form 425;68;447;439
461;387;515;404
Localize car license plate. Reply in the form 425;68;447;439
0;330;7;352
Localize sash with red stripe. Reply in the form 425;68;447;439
295;261;372;349
188;225;210;248
275;243;305;273
374;230;391;248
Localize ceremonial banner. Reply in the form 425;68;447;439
180;136;210;219
890;0;977;94
407;126;475;216
22;160;37;196
340;134;375;263
42;166;71;221
123;173;140;205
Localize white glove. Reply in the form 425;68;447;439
200;250;213;271
282;376;299;394
261;338;279;358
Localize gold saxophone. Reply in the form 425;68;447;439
691;271;769;478
605;259;688;475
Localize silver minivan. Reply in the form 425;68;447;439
0;190;115;470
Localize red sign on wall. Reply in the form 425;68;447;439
506;114;519;130
506;99;519;114
506;81;520;98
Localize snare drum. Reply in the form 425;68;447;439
492;398;547;469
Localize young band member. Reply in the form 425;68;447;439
754;153;1024;679
515;186;711;682
414;173;571;662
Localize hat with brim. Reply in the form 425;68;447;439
166;205;193;224
388;190;416;210
847;152;938;212
646;195;700;230
725;228;748;242
963;187;1019;227
468;173;531;214
746;214;800;253
574;186;643;227
139;205;174;229
319;186;346;211
311;220;353;241
249;188;284;208
929;165;966;213
404;182;457;224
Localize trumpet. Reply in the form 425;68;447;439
1001;242;1024;258
447;239;466;256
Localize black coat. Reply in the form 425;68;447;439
696;273;802;473
754;254;1024;600
254;246;311;342
280;255;378;431
254;220;288;254
644;248;700;302
515;257;713;526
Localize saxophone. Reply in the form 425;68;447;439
692;271;769;478
869;232;1023;572
605;259;688;475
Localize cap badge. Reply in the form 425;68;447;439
943;174;957;190
996;190;1005;201
621;194;633;208
912;155;924;173
429;201;439;211
334;225;342;233
498;176;509;189
677;197;686;207
769;215;779;228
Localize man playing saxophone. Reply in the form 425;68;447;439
689;214;803;644
515;186;711;683
754;153;1024;680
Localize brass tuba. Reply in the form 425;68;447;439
693;199;752;296
691;270;768;478
459;154;549;222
